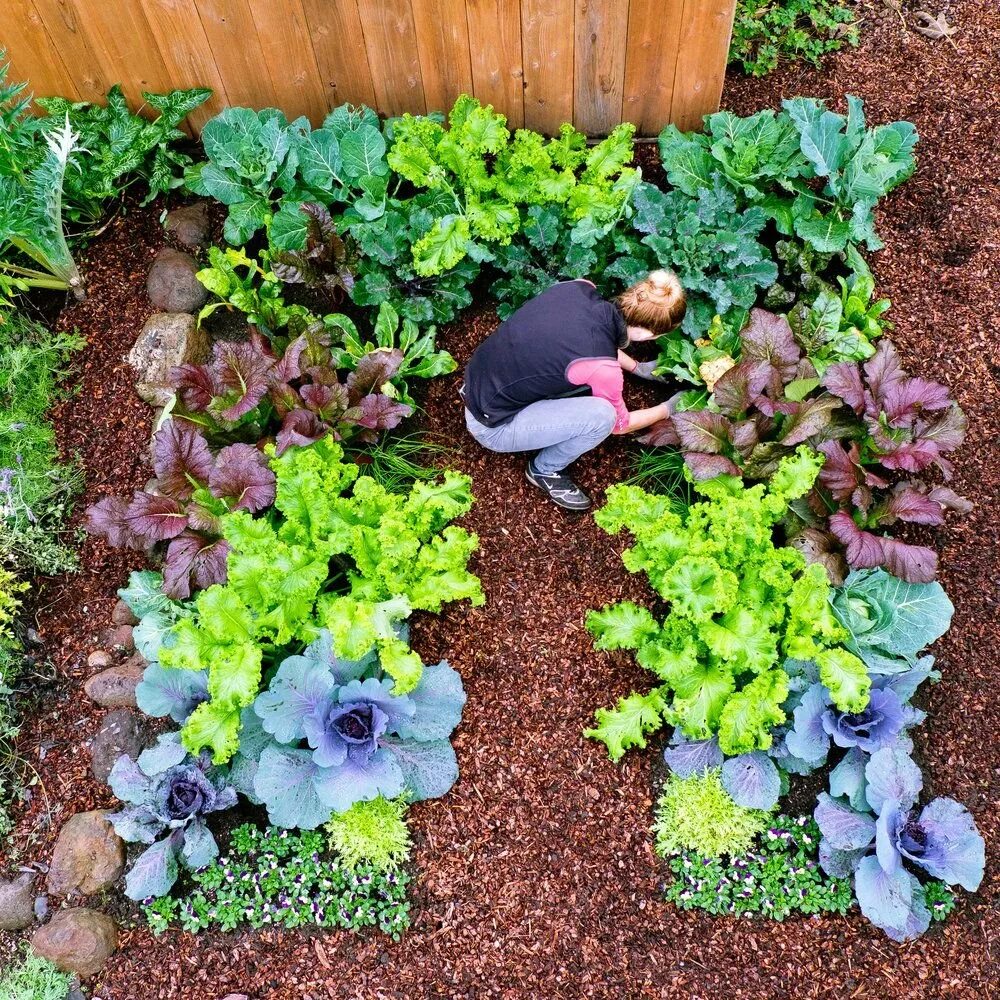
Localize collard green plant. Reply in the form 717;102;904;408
107;732;237;900
729;0;858;77
224;632;466;827
585;448;870;761
147;436;480;762
659;97;917;254
386;94;639;277
186;104;388;246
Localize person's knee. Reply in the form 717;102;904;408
586;398;617;437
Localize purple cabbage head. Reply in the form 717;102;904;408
821;687;906;753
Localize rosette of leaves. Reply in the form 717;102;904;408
386;94;639;277
641;308;842;481
268;202;357;300
186;103;388;246
640;314;968;582
585;448;870;762
217;631;466;828
811;340;969;582
625;178;778;338
347;194;480;325
86;421;276;599
813;746;984;941
107;732;237;900
658;98;917;254
327;300;456;407
171;325;412;452
153;436;481;762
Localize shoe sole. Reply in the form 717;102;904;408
525;468;592;511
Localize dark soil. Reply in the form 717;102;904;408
3;4;999;995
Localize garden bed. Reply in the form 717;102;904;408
2;2;998;997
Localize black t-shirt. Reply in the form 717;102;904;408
463;281;627;426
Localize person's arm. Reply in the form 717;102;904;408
567;359;671;436
617;349;638;373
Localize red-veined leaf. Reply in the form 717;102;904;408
152;422;214;500
209;444;277;512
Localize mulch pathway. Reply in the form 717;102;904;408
3;2;999;995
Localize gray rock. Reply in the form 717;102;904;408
48;811;125;897
31;907;118;979
111;599;138;626
100;624;134;653
164;201;210;249
34;894;49;921
83;660;144;708
0;872;36;930
89;710;143;783
128;312;209;407
146;247;208;313
86;650;111;670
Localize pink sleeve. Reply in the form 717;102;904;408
567;358;629;433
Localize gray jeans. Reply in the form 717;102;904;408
464;396;617;475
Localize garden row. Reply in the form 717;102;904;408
0;38;983;984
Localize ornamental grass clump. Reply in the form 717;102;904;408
654;769;770;859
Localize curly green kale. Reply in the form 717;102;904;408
585;448;869;761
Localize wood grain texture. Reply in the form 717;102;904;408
465;0;524;127
248;0;330;122
573;0;629;135
356;0;425;116
141;0;228;128
7;0;733;133
520;0;574;134
669;0;737;130
24;0;109;101
194;0;277;110
622;0;686;135
0;0;81;101
298;0;377;109
410;0;473;114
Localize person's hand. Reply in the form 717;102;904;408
630;360;670;384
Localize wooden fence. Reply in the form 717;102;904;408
1;0;736;136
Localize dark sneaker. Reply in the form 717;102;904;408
525;460;592;511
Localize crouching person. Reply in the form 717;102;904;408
460;271;686;510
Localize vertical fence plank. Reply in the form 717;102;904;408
247;0;330;123
65;0;174;103
410;0;473;114
520;0;574;134
194;0;277;110
141;0;228;129
622;0;685;135
466;0;524;127
298;0;377;109
25;0;110;101
0;0;81;101
356;0;425;116
574;0;628;135
669;0;736;131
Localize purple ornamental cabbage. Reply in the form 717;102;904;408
229;630;466;828
814;746;984;941
107;733;236;900
821;687;906;753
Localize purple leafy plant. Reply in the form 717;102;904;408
639;311;968;583
86;422;274;599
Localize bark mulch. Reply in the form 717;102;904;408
2;3;998;995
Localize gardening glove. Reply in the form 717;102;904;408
629;360;670;384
